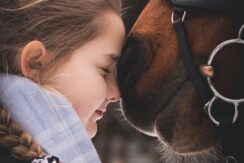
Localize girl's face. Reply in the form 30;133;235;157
47;13;125;138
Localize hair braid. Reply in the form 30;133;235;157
0;107;45;160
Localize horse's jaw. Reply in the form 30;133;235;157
118;62;221;161
120;87;223;162
156;140;223;163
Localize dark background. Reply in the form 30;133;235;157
93;1;162;163
122;0;148;34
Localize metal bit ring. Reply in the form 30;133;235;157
205;24;244;126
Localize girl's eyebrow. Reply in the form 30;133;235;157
105;53;120;62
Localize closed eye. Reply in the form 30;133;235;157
102;68;111;74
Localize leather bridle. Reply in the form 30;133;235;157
168;0;244;162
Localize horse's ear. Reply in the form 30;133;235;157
123;0;149;34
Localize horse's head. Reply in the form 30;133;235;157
118;0;244;162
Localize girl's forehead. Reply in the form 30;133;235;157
99;12;125;34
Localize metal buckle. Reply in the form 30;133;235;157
171;9;186;23
204;24;244;126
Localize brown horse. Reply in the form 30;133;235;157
117;0;244;162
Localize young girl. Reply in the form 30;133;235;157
0;0;125;162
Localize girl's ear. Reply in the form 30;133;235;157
20;40;48;79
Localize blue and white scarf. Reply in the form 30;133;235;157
0;74;101;163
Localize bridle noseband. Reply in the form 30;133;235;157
169;1;244;162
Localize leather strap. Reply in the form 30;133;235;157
172;16;212;107
168;0;236;14
172;8;243;163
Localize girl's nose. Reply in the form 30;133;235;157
106;81;121;102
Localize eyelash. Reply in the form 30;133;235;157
102;68;111;75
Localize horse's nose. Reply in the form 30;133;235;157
117;37;140;88
117;34;153;92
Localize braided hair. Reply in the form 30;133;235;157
0;107;45;161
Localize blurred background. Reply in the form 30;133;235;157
93;103;162;163
93;1;163;162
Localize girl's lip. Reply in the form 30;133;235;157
95;110;103;116
95;110;104;121
94;102;109;120
97;107;106;113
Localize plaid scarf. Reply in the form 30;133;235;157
0;74;101;163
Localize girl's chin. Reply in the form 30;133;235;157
88;129;97;138
85;111;105;138
85;121;98;138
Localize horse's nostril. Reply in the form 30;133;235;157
117;34;153;91
117;44;140;88
123;48;139;71
117;38;139;76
